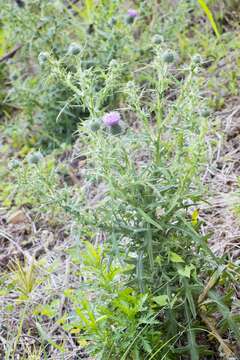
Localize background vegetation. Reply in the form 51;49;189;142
0;1;240;359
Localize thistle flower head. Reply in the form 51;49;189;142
103;111;121;127
127;9;138;18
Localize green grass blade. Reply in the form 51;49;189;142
197;0;220;38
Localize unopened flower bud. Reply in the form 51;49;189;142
8;159;20;170
152;34;164;45
201;108;211;117
68;43;81;55
192;54;202;65
90;119;101;132
38;52;49;66
28;151;43;164
162;50;175;64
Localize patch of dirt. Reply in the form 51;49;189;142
0;206;67;269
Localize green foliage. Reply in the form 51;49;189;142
45;43;239;358
0;0;194;148
0;1;240;359
15;157;60;210
9;259;39;298
63;242;156;358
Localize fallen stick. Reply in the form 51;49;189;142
0;228;32;263
198;266;236;359
0;45;22;64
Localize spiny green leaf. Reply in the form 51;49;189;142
170;251;185;263
178;264;195;278
152;295;169;307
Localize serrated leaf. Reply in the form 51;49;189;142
170;252;185;263
178;265;195;278
78;338;88;347
142;338;152;354
152;295;168;306
96;315;108;323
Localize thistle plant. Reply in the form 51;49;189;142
56;49;240;359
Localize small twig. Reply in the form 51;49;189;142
200;311;235;358
68;170;81;185
59;257;70;314
198;266;236;359
224;105;240;132
198;265;225;304
0;45;22;63
19;334;42;344
0;228;33;263
66;0;79;8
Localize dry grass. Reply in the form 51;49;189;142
201;96;240;257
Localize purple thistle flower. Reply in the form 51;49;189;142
127;9;138;18
103;111;121;127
